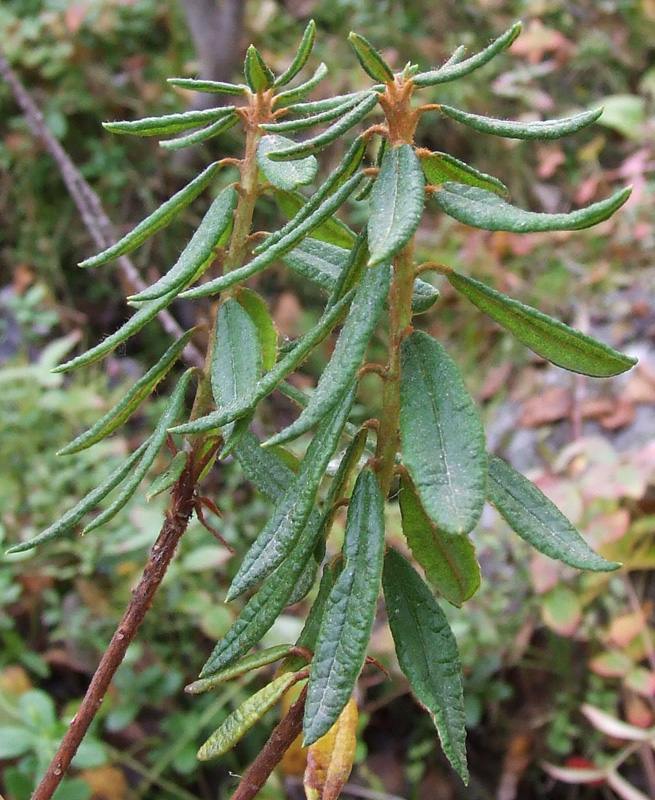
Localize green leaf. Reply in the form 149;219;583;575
257;135;318;190
0;727;34;759
146;450;187;501
399;475;480;607
283;92;366;116
226;384;357;599
420;151;507;196
595;94;646;140
171;288;355;436
186;645;293;693
82;370;194;534
286;557;320;607
58;330;194;455
446;269;636;377
6;440;150;553
348;32;394;83
167;77;249;96
442;44;467;67
487;454;620;572
267;94;379;161
79;162;221;268
435;183;632;233
262;95;364;134
128;186;238;303
439;105;603;140
244;44;275;92
274;62;328;106
159;113;238;151
274;190;356;249
180;174;364;299
198;672;298;760
382;548;468;783
304;469;385;745
233;431;295;502
356;136;387;201
103;106;236;136
368;144;425;266
265;264;390;447
413;22;521;87
274;20;316;87
400;331;487;535
238;289;278;371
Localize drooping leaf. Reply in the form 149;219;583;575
266;93;379;161
226;384;356;599
57;330;194;455
257;135;318;190
167;77;249;96
180;174;364;299
400;331;487;535
368;143;425;266
186;645;293;694
399;475;480;607
439;105;603;140
304;696;359;800
420;151;508;196
265;264;390;447
435;183;632;233
197;672;299;760
128;185;238;303
171;288;354;435
79;162;221;268
237;289;278;370
487;454;620;571
446;269;636;377
304;469;385;745
382;548;468;783
274;20;316;87
146;450;187;501
244;44;275;92
275;63;329;107
103;106;236;137
348;32;394;83
82;370;194;534
159;113;239;151
413;22;521;86
262;95;364;134
6;440;150;554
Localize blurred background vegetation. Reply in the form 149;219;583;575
1;1;655;799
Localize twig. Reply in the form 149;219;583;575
0;48;203;369
229;686;308;800
31;459;199;800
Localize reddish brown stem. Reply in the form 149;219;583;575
230;686;308;800
31;464;198;800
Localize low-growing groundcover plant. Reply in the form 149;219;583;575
9;20;638;800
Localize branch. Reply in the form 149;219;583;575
0;48;203;369
31;460;199;800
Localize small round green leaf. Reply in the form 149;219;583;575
257;135;318;190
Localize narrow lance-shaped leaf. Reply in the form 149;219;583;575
79;162;222;268
244;44;275;92
304;696;359;800
103;106;236;137
237;289;278;370
413;22;521;86
257;135;318;190
355;136;387;201
5;440;150;554
283;92;366;116
382;548;468;783
420;151;508;196
274;189;356;249
82;370;194;534
368;143;425;266
197;671;299;760
443;44;467;68
58;329;195;455
435;183;632;233
304;469;385;745
171;288;354;435
128;185;238;303
180;173;365;300
265;263;390;447
348;32;394;83
439;104;603;140
146;450;187;501
274;62;328;107
267;93;379;161
286;557;320;607
232;430;296;502
274;19;316;87
186;645;293;695
227;384;357;599
446;269;636;377
487;454;620;571
262;95;364;134
159;113;239;151
400;331;487;535
168;77;249;96
399;475;480;607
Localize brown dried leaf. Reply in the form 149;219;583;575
519;386;571;427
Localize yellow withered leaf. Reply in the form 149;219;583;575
304;696;358;800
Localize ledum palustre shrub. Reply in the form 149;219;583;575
14;20;636;800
